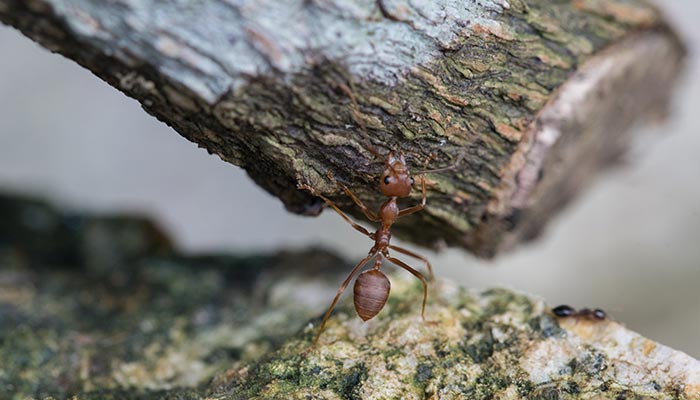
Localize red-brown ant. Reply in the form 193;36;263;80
298;150;461;347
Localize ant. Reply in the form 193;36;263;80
298;150;461;347
552;305;607;321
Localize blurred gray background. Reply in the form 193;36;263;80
1;2;698;357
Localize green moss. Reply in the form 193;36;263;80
579;349;609;376
530;386;562;400
463;330;495;363
530;314;565;339
339;363;367;400
413;363;433;385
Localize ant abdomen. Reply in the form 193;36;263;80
552;304;576;317
354;269;391;321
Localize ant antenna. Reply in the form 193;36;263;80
412;151;466;175
408;116;474;175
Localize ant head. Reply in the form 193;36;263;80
380;151;414;198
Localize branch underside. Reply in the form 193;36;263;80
0;0;685;256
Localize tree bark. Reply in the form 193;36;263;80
0;0;686;257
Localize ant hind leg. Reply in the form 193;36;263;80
307;252;376;350
386;255;428;321
388;245;434;281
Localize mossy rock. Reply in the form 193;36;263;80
1;193;698;399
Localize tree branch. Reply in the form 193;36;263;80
0;0;686;256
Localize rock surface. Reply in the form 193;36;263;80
216;278;700;399
0;193;351;398
1;193;698;399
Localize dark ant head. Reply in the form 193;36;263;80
379;151;413;198
592;309;606;320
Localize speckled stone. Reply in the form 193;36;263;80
216;277;700;399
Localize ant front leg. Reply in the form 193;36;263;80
386;255;428;321
397;175;426;217
326;171;380;222
399;151;466;218
398;154;433;217
298;182;374;239
389;245;434;281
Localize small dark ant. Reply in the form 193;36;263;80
552;305;607;320
298;150;461;347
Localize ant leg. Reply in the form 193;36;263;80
397;175;426;217
386;255;428;321
388;245;434;281
326;172;380;222
311;252;376;346
418;151;466;174
298;183;373;239
398;155;432;217
399;173;427;217
399;151;466;217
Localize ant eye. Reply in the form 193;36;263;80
410;177;415;185
383;176;391;185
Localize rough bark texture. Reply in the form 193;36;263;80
0;0;686;256
1;193;699;399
